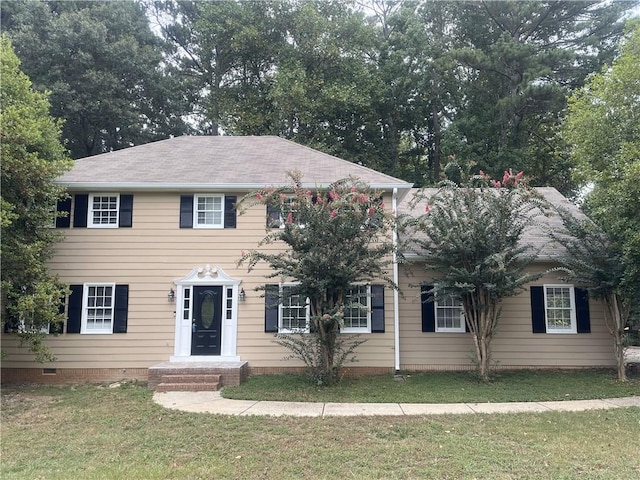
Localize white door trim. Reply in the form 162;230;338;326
171;264;241;362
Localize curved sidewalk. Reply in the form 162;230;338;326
153;391;640;417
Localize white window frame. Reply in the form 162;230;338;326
435;296;466;333
543;285;577;334
194;194;225;229
88;194;120;228
342;285;371;333
81;283;115;334
278;284;310;333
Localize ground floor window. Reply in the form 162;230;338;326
544;285;576;334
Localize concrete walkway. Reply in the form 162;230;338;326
153;391;640;417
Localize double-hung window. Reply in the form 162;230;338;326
265;284;385;334
543;285;576;334
89;194;119;228
194;194;224;228
342;285;370;333
82;283;115;334
279;285;309;332
435;296;465;333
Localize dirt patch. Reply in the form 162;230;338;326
1;391;61;426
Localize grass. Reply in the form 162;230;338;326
1;383;639;479
222;368;640;403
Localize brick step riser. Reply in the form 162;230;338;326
155;382;220;392
160;374;221;384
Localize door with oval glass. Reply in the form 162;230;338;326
191;286;222;355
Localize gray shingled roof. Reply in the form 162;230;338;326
398;187;585;262
57;135;413;193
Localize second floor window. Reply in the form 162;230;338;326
195;194;224;228
89;194;119;228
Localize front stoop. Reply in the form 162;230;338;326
148;361;248;392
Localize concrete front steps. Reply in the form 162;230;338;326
155;373;222;392
148;361;248;392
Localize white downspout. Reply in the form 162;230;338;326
392;188;400;373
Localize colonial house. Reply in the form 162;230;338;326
1;136;615;389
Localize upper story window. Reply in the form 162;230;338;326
89;194;120;228
195;194;224;228
180;194;237;229
435;296;465;333
67;194;133;229
544;285;576;334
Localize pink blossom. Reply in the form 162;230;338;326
256;192;263;200
330;209;337;219
425;204;431;213
279;193;287;201
380;202;385;208
515;171;523;179
502;171;510;185
479;170;485;176
329;190;339;200
491;180;502;188
286;212;293;225
368;206;375;216
351;186;357;192
305;190;313;197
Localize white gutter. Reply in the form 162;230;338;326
392;188;401;373
54;181;414;193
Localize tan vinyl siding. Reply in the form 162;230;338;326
398;263;615;371
2;191;397;370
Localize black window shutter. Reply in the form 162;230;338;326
119;194;134;228
67;285;83;333
530;286;546;333
180;195;194;228
3;311;20;333
575;287;591;334
224;196;237;228
55;198;72;228
113;285;129;333
50;299;66;334
266;205;280;228
73;194;88;228
421;285;436;332
371;285;385;333
264;284;279;333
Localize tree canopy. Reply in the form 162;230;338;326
3;0;191;158
562;21;640;346
3;0;634;192
1;35;72;361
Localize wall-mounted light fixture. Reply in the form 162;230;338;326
239;288;246;302
168;288;175;302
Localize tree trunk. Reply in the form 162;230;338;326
603;293;628;382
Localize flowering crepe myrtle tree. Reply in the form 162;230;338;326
407;169;548;381
238;171;397;385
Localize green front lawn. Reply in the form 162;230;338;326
2;383;639;480
222;368;640;403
